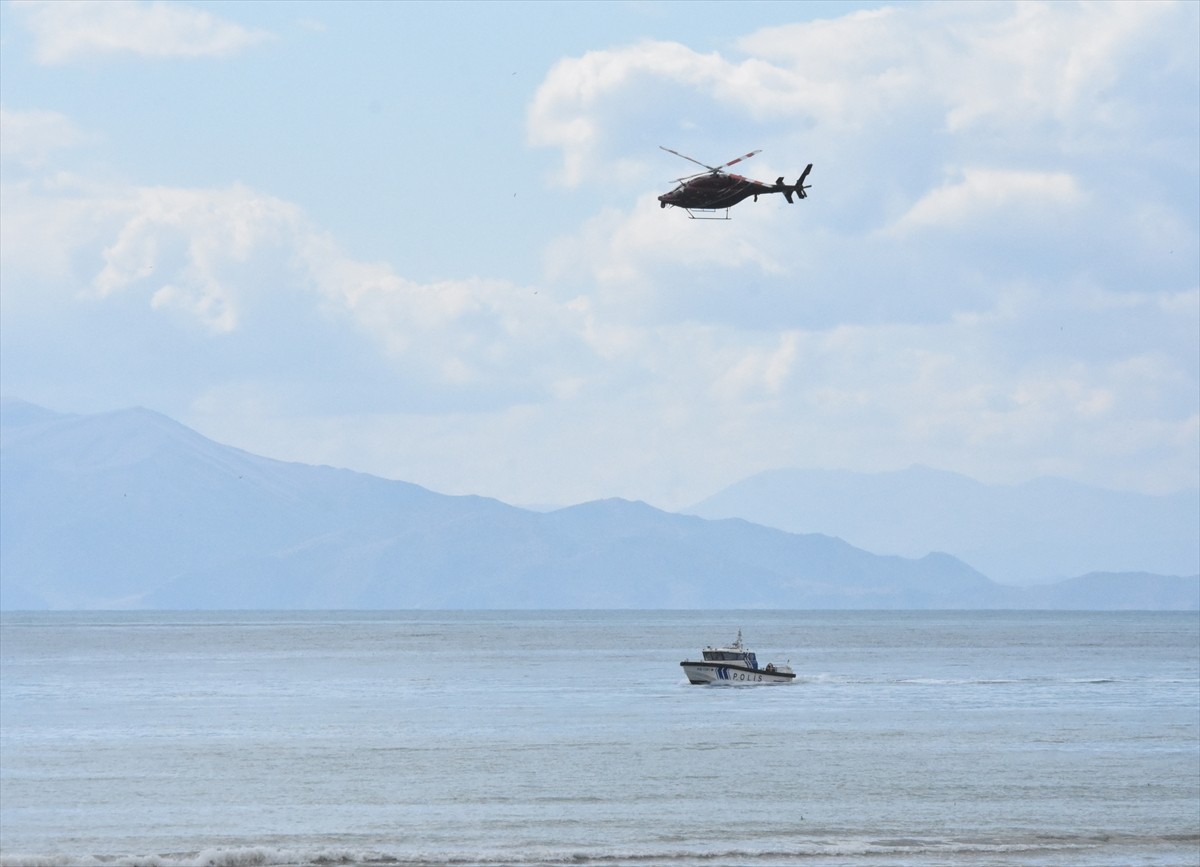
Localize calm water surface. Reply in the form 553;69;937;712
1;611;1197;866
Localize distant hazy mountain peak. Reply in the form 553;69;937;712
0;397;73;435
556;497;657;513
688;465;1200;585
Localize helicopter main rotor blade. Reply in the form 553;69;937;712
672;169;713;182
659;146;718;173
719;149;761;171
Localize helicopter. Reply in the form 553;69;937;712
657;146;812;219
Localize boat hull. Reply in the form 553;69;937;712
680;661;796;685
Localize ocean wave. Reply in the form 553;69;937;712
4;835;1198;867
0;847;392;867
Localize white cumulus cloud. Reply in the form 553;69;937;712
529;1;1196;188
2;1;1195;509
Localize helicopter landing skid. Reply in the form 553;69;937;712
684;208;731;220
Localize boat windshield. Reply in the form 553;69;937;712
697;633;760;669
702;650;755;664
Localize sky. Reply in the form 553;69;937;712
1;0;1197;511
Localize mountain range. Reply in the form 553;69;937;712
1;398;1196;610
686;465;1199;586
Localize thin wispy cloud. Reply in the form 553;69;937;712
12;0;273;65
888;168;1084;234
0;107;94;166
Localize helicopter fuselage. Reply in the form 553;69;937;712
656;147;811;217
657;173;777;210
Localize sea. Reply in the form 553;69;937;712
0;610;1197;867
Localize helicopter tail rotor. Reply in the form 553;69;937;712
795;164;813;200
773;165;813;203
